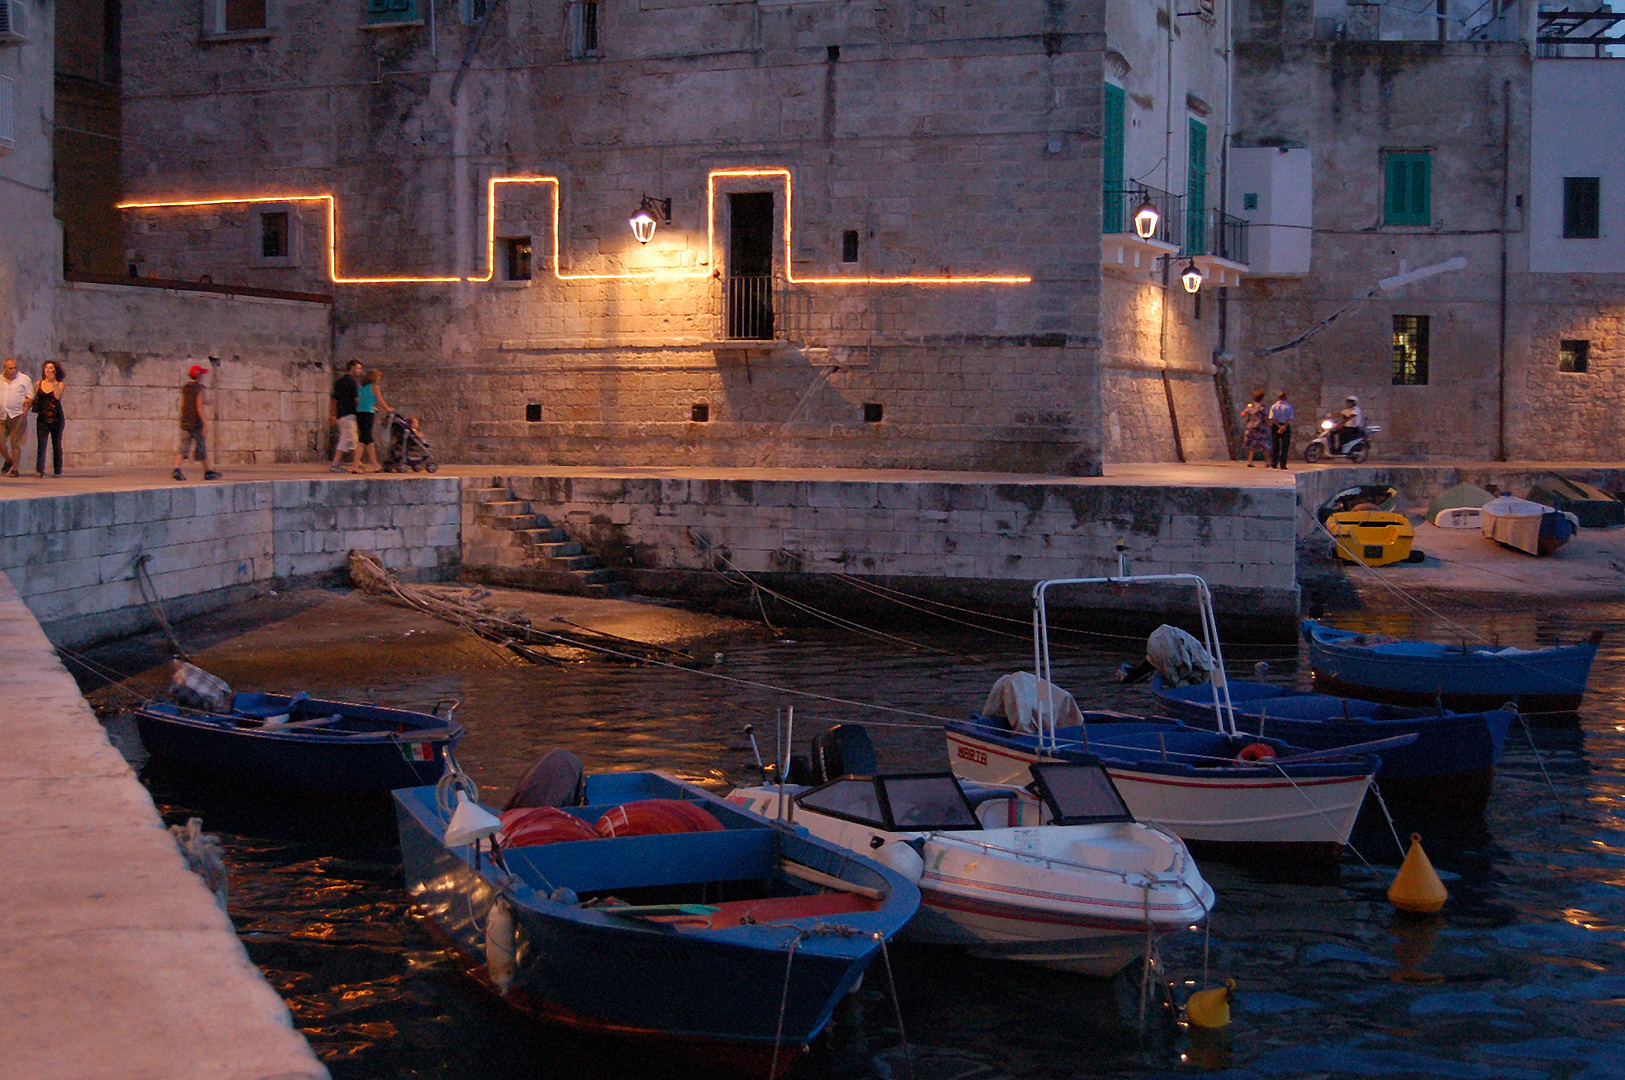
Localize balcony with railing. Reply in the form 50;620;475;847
1101;184;1183;273
1184;207;1250;287
724;275;776;341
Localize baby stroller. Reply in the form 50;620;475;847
381;411;437;473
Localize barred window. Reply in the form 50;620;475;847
1392;315;1429;385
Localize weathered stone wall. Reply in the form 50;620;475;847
1231;41;1530;463
118;2;1114;474
0;478;460;646
54;281;333;467
488;473;1299;614
0;5;59;370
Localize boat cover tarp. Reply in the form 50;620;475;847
1427;482;1494;528
983;672;1085;734
1145;624;1214;687
1526;473;1625;528
1482;495;1567;555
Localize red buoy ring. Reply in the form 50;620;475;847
1236;742;1278;764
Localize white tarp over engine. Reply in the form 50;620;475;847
1146;624;1215;687
982;671;1085;734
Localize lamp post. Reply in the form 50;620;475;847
629;194;672;244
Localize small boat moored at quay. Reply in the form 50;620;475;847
1303;619;1600;718
729;745;1213;976
946;577;1381;862
394;762;919;1078
132;663;463;794
1149;675;1513;814
1481;494;1577;556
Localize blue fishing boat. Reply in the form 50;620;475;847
1149;675;1514;814
395;768;919;1077
1303;619;1600;717
132;690;463;794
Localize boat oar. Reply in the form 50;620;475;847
1280;732;1419;763
781;860;884;900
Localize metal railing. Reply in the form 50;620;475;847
1102;185;1183;248
725;275;775;340
1182;208;1250;265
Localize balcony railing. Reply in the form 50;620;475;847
1103;185;1183;248
725;275;775;341
1184;208;1250;265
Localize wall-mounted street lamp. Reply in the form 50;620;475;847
1133;194;1161;240
1180;259;1204;293
629;194;672;244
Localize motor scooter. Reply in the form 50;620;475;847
1304;417;1380;464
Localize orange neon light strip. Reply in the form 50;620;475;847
118;170;1032;286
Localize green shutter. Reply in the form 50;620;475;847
1384;153;1431;226
366;0;416;21
1102;84;1126;234
1187;119;1208;255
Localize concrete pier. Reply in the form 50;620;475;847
0;571;327;1080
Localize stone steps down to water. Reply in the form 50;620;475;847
464;480;624;597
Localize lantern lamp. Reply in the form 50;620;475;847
629;195;672;244
1133;195;1161;240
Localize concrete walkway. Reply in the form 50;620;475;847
0;571;327;1080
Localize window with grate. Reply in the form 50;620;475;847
364;0;418;25
1384;153;1432;227
1392;315;1430;385
1559;339;1590;373
503;237;532;281
1563;177;1600;239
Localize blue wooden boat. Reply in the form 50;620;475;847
394;770;919;1077
132;691;463;794
1149;675;1514;814
1303;619;1600;717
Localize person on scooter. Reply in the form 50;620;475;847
1330;396;1364;454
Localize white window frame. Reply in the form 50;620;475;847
249;203;300;268
203;0;273;41
0;76;14;155
568;0;601;59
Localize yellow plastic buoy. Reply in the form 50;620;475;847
1186;979;1235;1029
1388;833;1448;914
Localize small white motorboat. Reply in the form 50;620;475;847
728;753;1213;976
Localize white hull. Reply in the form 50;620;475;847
945;729;1370;850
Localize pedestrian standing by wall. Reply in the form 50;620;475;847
1267;390;1294;471
329;360;363;473
0;358;33;477
356;368;394;473
174;364;222;481
32;362;65;478
1240;389;1269;467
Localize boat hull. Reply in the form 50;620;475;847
1149;677;1514;814
945;720;1373;861
133;695;459;794
1303;620;1596;718
394;778;916;1077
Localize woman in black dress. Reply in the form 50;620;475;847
33;361;65;478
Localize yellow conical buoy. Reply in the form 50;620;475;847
1186;979;1235;1029
1388;833;1448;914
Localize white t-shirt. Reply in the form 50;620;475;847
0;373;33;419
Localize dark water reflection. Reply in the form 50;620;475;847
99;595;1625;1080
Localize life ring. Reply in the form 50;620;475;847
1236;742;1277;764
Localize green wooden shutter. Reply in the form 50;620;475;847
1385;154;1431;226
366;0;417;21
1186;119;1208;255
1102;84;1126;234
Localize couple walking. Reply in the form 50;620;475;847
1240;390;1295;470
2;357;67;478
330;360;393;473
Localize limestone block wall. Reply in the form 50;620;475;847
0;478;460;646
0;7;60;372
490;474;1299;613
54;281;333;467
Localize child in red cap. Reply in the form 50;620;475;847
174;363;222;481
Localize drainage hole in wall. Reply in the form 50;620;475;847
691;402;710;422
525;403;542;422
863;402;884;423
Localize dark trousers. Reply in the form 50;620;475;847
35;416;63;476
1270;424;1291;469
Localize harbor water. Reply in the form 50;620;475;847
79;588;1625;1080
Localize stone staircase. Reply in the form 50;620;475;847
465;479;624;597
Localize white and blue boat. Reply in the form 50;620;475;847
1303;619;1600;717
1149;675;1514;814
394;767;919;1077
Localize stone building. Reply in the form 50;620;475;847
112;0;1242;472
1228;0;1625;462
1;0;58;370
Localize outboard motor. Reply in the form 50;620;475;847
504;747;587;811
811;724;878;784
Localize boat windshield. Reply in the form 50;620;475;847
799;779;886;827
1028;762;1135;825
879;775;981;831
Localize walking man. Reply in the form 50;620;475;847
1;357;33;477
1267;390;1294;470
174;363;222;481
330;360;364;473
